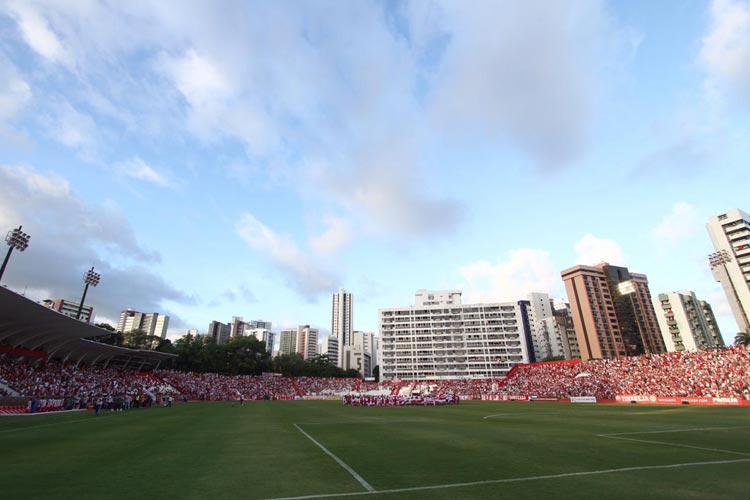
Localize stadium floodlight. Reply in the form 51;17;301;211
76;266;101;321
0;225;31;282
617;280;635;296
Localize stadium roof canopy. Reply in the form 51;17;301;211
0;286;175;369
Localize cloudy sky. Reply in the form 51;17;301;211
0;0;748;345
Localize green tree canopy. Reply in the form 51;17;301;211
734;330;750;347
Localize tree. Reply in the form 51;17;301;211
224;336;269;375
372;365;379;382
734;330;750;347
122;329;152;349
542;355;566;362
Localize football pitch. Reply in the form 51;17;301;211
1;401;749;500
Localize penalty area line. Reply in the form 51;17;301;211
598;435;750;457
293;423;375;492
259;457;750;500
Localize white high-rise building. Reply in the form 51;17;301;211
296;325;319;360
208;321;231;345
352;331;377;371
342;345;371;378
523;293;562;361
319;336;339;364
248;328;275;353
707;209;750;333
279;329;298;355
117;309;170;339
379;290;531;380
331;289;353;366
42;299;94;323
655;291;724;351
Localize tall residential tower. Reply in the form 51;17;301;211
707;209;750;333
331;288;352;366
561;263;665;361
655;291;724;351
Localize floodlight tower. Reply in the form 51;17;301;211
76;266;101;321
0;225;31;282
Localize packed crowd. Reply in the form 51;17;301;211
155;370;298;400
343;394;460;406
294;377;395;396
2;347;749;404
500;347;750;400
0;356;176;400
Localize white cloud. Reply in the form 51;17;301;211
235;212;337;298
699;0;750;106
309;216;352;254
114;157;175;189
0;55;31;138
0;1;633;239
0;164;193;322
652;202;702;249
424;0;631;166
574;234;626;266
458;248;561;303
40;100;99;158
6;1;72;66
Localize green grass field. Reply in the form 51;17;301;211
1;401;749;500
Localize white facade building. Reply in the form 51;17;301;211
379;290;531;380
296;325;319;360
342;345;371;378
279;329;298;355
707;209;750;332
655;291;724;351
331;289;353;366
352;331;377;371
523;293;562;361
248;328;275;353
117;309;169;339
42;299;94;323
319;336;339;364
208;321;231;345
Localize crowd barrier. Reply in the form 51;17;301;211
615;395;750;406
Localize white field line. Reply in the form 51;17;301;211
298;420;430;426
0;408;87;417
259;458;750;500
294;424;375;492
601;426;750;437
0;414;110;434
599;435;750;457
482;412;558;419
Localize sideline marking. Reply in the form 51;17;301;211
482;412;558;419
294;424;375;492
601;426;750;437
0;408;87;418
259;458;750;500
0;414;111;434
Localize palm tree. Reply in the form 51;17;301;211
734;330;750;347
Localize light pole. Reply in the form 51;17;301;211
0;225;31;283
76;266;101;321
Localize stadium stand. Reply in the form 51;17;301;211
1;285;749;411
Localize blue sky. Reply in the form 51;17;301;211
0;0;748;345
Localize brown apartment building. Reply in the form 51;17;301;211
561;262;665;361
